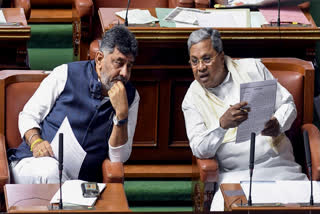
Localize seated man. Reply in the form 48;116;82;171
182;28;307;211
8;25;140;184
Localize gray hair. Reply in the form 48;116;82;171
187;28;223;54
99;25;138;58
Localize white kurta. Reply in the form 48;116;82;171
182;56;307;211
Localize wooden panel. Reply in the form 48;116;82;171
132;81;159;147
124;164;192;178
0;9;30;69
128;67;193;162
170;80;192;147
29;9;73;23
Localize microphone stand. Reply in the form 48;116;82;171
124;0;132;26
277;0;281;27
303;130;314;206
248;132;256;206
59;133;64;209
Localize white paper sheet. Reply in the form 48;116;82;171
202;9;250;28
236;79;277;143
0;10;7;23
250;11;268;27
51;117;87;179
115;9;158;24
164;7;208;25
240;180;320;204
50;180;106;206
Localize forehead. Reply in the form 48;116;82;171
189;39;216;58
109;47;134;62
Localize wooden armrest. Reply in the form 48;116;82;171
0;134;9;193
74;0;93;18
13;0;31;20
101;158;124;183
302;124;320;181
176;0;194;8
196;158;219;183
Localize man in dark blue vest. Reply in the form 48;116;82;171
9;25;140;183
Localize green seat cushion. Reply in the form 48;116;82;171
28;24;73;48
28;48;73;70
124;180;192;202
131;206;192;212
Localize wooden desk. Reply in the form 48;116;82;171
0;8;30;69
95;7;320;178
98;7;320;63
4;183;130;213
221;183;320;212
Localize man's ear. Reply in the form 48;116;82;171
95;51;104;76
220;51;225;62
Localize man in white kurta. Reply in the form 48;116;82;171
182;28;307;211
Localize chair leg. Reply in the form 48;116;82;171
0;192;6;212
192;181;216;213
203;182;216;212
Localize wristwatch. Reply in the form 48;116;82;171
113;115;128;126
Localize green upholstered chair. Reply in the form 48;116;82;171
13;0;93;70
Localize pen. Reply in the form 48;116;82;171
240;107;248;113
230;105;249;113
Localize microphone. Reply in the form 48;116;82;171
248;132;256;206
59;133;64;209
209;0;214;8
124;0;132;27
303;130;314;206
277;0;281;27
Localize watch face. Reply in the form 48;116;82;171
113;115;119;125
113;115;128;126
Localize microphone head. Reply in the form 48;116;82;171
303;130;312;168
124;0;132;27
59;133;63;165
249;132;256;170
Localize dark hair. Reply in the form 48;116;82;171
187;28;223;54
99;25;138;58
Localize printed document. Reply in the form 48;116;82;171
164;7;209;25
236;79;277;143
240;180;320;204
115;9;158;24
50;180;106;206
51;117;86;179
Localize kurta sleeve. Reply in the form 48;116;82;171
18;64;68;138
182;91;227;159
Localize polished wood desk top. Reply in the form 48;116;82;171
0;8;30;40
221;183;320;211
98;8;320;41
4;183;130;213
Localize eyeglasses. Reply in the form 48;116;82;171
189;53;219;67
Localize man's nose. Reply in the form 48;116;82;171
197;61;206;71
120;65;129;79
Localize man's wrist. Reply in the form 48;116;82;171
113;115;128;126
116;111;128;120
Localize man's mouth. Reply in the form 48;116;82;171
199;73;209;82
111;76;126;84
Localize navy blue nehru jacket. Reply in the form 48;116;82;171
8;60;136;182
